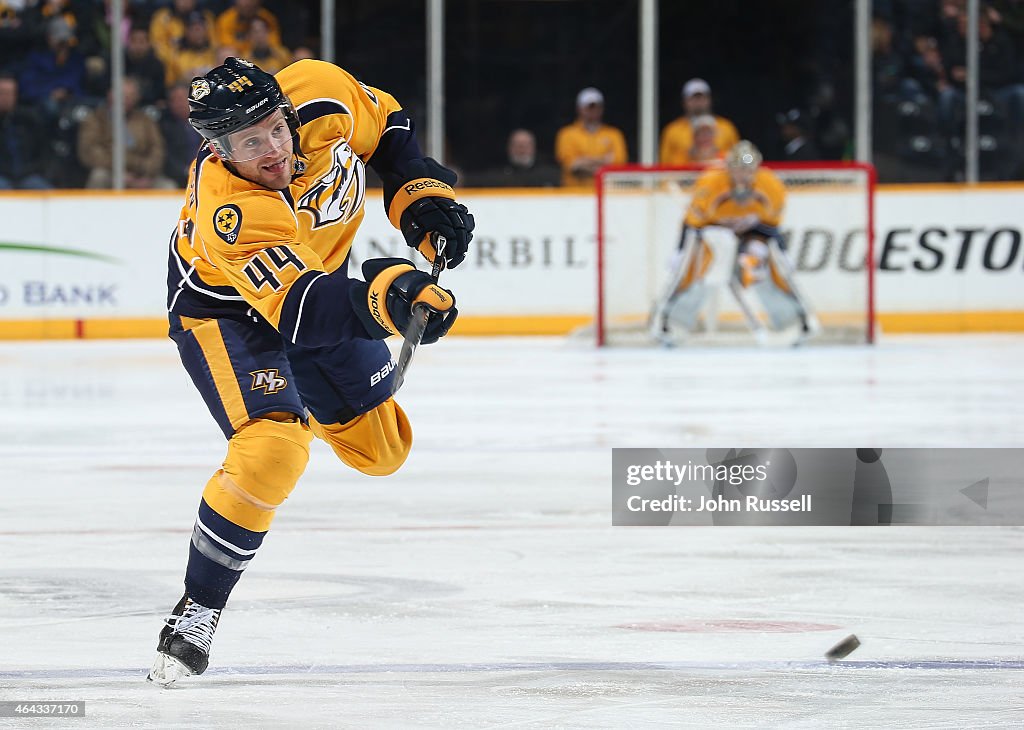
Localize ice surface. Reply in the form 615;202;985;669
0;335;1022;729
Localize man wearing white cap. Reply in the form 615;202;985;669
554;86;628;188
659;78;740;166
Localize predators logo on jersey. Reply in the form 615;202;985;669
297;139;366;229
250;368;288;394
213;204;243;243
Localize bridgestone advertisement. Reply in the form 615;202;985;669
0;187;1020;324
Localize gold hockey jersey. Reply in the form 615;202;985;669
168;59;418;347
684;166;786;230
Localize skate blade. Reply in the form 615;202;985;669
147;652;193;687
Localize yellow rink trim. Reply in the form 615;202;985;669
0;318;169;339
877;311;1024;333
1;312;1024;340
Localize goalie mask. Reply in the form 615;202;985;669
725;140;762;198
188;57;300;162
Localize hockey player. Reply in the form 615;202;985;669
651;140;818;344
149;57;474;685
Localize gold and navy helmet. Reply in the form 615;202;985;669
188;57;299;161
725;140;763;173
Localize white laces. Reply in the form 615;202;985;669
165;600;220;654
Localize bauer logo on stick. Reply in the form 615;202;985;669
213;204;242;244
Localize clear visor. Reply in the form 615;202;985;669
212;109;292;163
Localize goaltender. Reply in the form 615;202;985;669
651;140;818;345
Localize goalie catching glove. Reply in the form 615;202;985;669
350;258;458;344
387;158;474;269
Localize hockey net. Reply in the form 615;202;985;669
592;163;876;346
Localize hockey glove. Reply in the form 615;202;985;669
387;158;474;269
350;258;457;344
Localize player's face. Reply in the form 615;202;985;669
223;110;294;189
729;166;756;192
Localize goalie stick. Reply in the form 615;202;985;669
391;232;447;395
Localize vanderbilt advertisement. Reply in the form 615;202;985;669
0;187;1020;323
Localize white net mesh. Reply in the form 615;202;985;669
593;164;876;347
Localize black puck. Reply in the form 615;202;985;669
825;634;861;662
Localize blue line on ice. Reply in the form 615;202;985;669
3;659;1024;680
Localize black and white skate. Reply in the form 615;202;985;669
794;312;822;346
649;312;676;348
147;594;221;686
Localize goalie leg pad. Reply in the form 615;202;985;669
202;416;313;532
750;280;804;330
309;398;412;476
738;242;818;335
651;238;714;340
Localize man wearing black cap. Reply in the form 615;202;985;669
776;108;821;161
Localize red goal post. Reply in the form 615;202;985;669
594;161;877;346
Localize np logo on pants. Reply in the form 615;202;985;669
250;369;288;395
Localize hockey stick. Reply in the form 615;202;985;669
391;232;447;395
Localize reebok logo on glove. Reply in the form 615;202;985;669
417;285;450;309
368;290;392;334
403;179;454;195
351;258;458;344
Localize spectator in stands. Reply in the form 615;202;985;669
28;0;101;58
938;9;1024;132
215;0;281;57
215;44;240;64
17;16;86;116
163;11;217;87
0;1;38;72
149;0;216;69
687;115;724;165
659;78;740;166
474;129;560;187
872;15;921;103
124;26;166;107
0;74;52;189
160;83;202;188
941;0;967;25
292;46;315;63
776;108;821;161
987;0;1024;40
907;34;950;100
806;81;850;160
246;16;290;75
77;75;174;189
554;87;628;188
